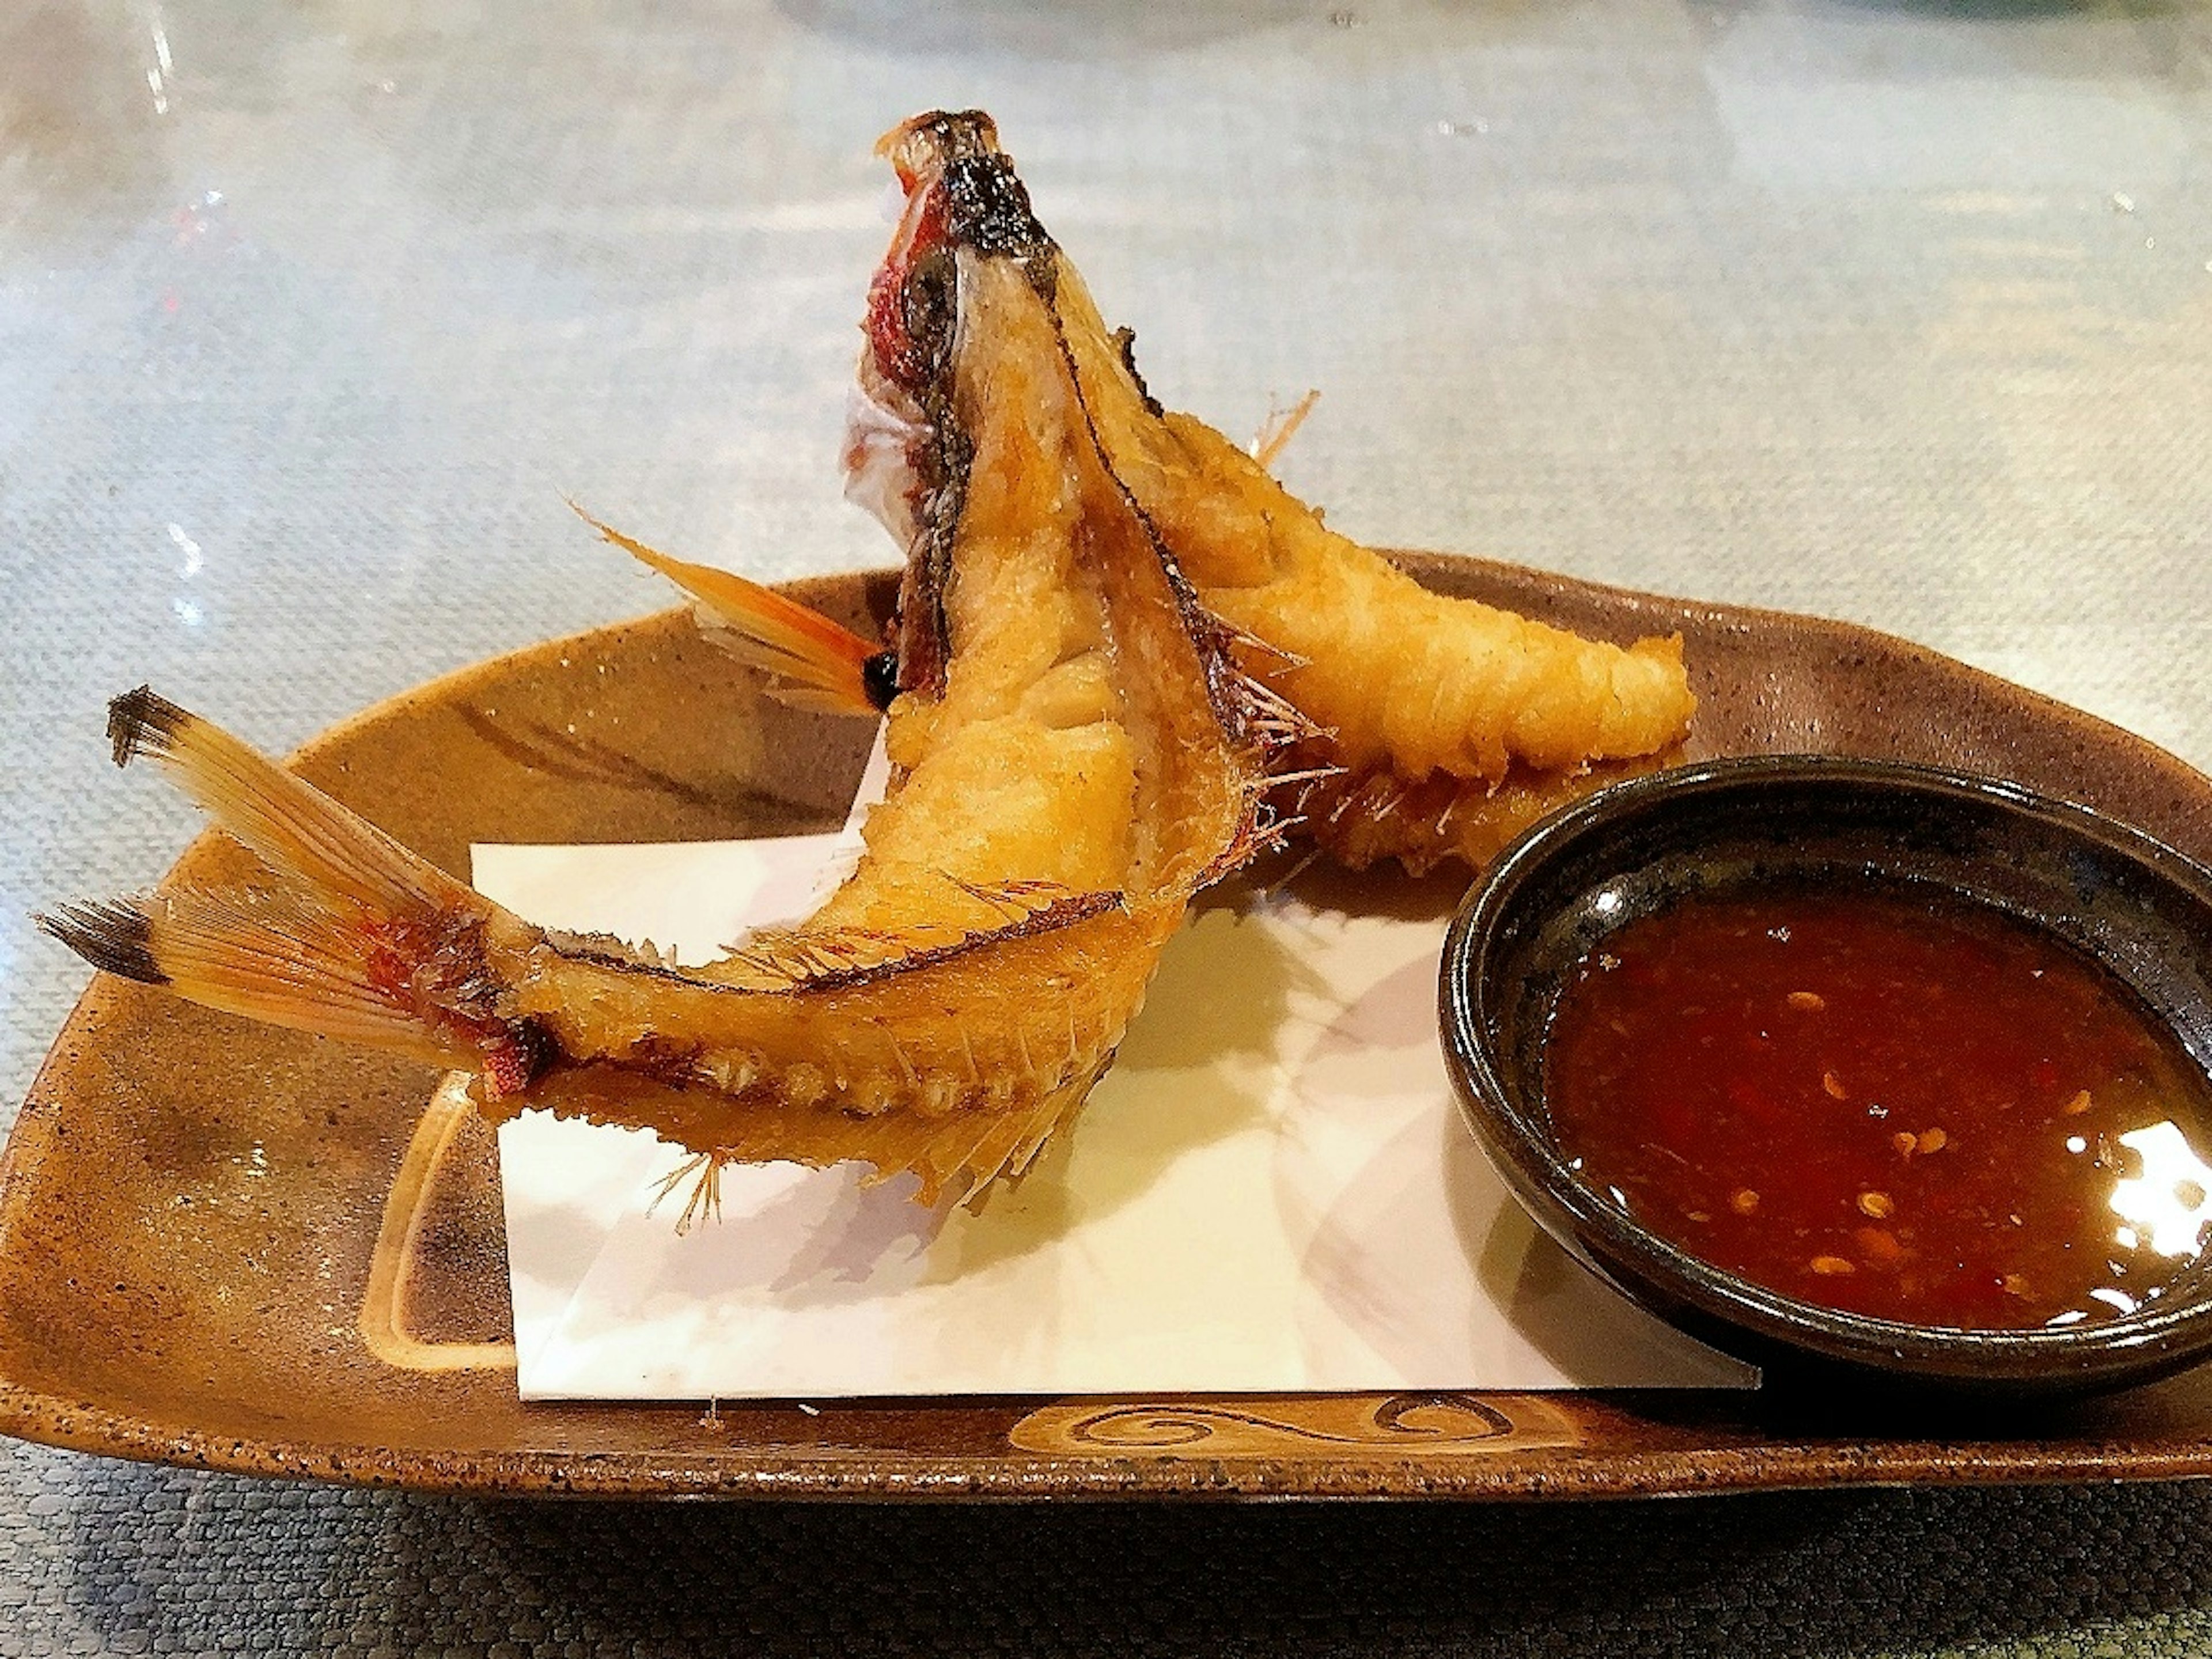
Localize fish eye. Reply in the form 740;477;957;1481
863;651;900;711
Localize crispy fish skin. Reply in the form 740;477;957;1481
1086;384;1696;780
41;119;1273;1209
861;112;1696;874
43;688;1200;1206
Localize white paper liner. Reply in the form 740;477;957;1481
475;730;1756;1400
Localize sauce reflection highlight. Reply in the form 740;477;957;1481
1544;883;2212;1331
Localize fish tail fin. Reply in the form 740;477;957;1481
97;686;481;917
39;689;539;1089
571;505;888;718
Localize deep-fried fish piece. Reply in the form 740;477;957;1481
850;112;1696;874
41;127;1272;1207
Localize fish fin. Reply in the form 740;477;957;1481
712;884;1115;986
649;1151;728;1236
631;1063;1099;1222
1249;388;1320;469
569;504;886;718
1229;665;1328;751
38;887;470;1067
44;691;533;1085
103;686;483;918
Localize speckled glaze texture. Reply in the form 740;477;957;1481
10;558;2212;1499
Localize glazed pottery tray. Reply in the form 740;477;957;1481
8;554;2212;1500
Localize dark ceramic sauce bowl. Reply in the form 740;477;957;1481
1441;756;2212;1398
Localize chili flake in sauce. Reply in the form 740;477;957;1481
1543;884;2212;1330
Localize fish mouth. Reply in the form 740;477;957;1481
862;109;1057;422
849;111;1073;703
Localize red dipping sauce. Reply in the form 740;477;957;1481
1544;884;2212;1331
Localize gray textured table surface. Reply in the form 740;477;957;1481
5;0;2212;1653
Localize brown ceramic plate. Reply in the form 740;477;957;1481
8;555;2212;1499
